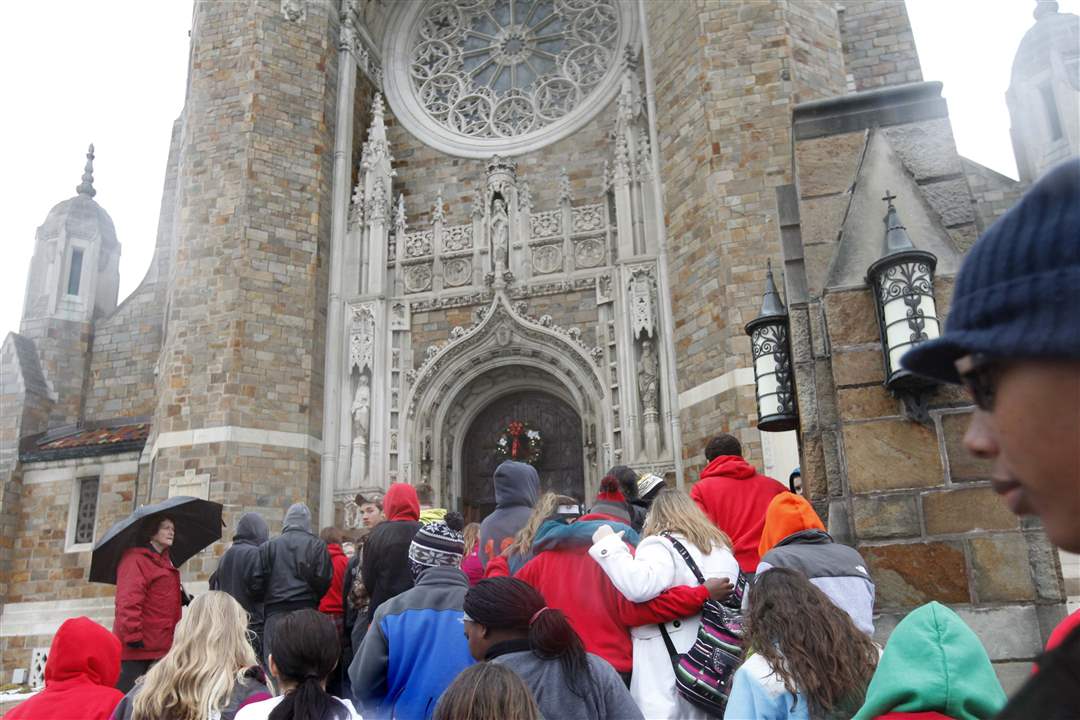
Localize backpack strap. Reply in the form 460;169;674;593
658;620;679;662
660;531;706;584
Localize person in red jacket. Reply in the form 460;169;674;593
513;478;729;684
6;616;123;720
691;433;786;574
318;526;350;697
113;515;182;692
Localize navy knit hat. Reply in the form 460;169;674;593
901;157;1080;383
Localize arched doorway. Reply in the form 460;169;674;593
460;390;584;523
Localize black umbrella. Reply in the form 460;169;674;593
90;496;223;584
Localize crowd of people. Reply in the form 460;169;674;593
9;161;1079;720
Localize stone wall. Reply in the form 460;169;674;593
962;157;1026;234
16;317;90;427
837;0;923;91
149;0;340;548
647;0;845;475
785;81;1065;687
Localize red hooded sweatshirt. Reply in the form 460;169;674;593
7;616;123;720
691;455;786;573
318;543;350;615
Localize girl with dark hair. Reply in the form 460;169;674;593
724;568;880;720
431;663;540;720
462;577;643;720
234;609;360;720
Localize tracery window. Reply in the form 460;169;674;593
387;0;632;157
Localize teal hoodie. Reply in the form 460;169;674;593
853;602;1006;720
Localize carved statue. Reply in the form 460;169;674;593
352;374;371;440
638;339;659;413
491;197;509;272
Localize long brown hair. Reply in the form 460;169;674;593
747;568;878;717
432;662;541;720
504;492;576;558
642;488;732;554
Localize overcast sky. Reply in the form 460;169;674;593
2;0;1076;340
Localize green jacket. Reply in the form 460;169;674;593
853;602;1006;720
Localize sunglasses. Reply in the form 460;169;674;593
954;354;1003;412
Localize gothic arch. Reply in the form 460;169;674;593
400;292;609;505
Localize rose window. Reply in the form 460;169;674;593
386;0;633;157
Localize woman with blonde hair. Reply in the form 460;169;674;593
483;492;578;577
589;488;741;719
112;590;270;720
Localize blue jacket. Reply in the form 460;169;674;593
349;566;473;720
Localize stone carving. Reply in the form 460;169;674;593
511;276;597;300
349;303;376;373
538;314;554;327
348;181;365;231
394;193;408;234
635;127;652;179
596;272;614;304
572;204;605;233
627;264;656;339
432;191;446;224
532;243;563;275
573;237;605;269
406;0;620;140
343;499;362;529
443;224;472;252
529;210;562;239
390;301;409;331
637;339;659;413
360;96;394;171
558;167;574;205
281;0;306;23
404;263;434;293
470;184;485;218
368;182;388;221
449;326;467;340
405;230;433;258
352;374;371;438
491;198;510;272
444;257;473;287
519;180;533;213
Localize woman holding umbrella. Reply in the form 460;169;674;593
113;514;183;692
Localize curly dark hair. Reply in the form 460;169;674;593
704;434;741;461
747;568;878;717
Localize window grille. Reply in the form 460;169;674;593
74;476;99;545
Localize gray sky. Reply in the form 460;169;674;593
2;0;1076;340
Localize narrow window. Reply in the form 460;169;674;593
74;476;99;544
66;248;84;296
1040;83;1063;141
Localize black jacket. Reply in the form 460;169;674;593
996;623;1080;720
362;519;420;624
254;503;332;615
209;512;269;634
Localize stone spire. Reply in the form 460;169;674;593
76;144;96;198
1034;0;1059;19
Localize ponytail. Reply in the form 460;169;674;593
265;610;346;720
465;578;594;698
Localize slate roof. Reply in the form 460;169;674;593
21;422;150;462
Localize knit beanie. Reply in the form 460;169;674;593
590;476;631;523
902;157;1080;383
408;512;465;580
637;473;665;502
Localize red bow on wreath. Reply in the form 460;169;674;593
508;421;525;460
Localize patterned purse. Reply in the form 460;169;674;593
658;532;748;718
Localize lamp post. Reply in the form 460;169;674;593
745;260;798;432
866;191;941;422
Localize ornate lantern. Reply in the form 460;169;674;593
866;191;940;418
745;261;798;432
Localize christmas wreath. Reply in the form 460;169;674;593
495;420;543;466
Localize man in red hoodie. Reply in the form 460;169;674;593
691;433;786;575
362;483;421;624
7;616;123;720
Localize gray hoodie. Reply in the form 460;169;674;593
478;461;540;566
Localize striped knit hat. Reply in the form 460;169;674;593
902;158;1080;383
408;512;465;580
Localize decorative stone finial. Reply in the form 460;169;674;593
558;167;573;205
76;144;96;198
432;190;445;223
1034;0;1059;19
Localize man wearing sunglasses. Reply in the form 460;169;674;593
901;157;1079;719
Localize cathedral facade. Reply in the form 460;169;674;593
1;0;1077;687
